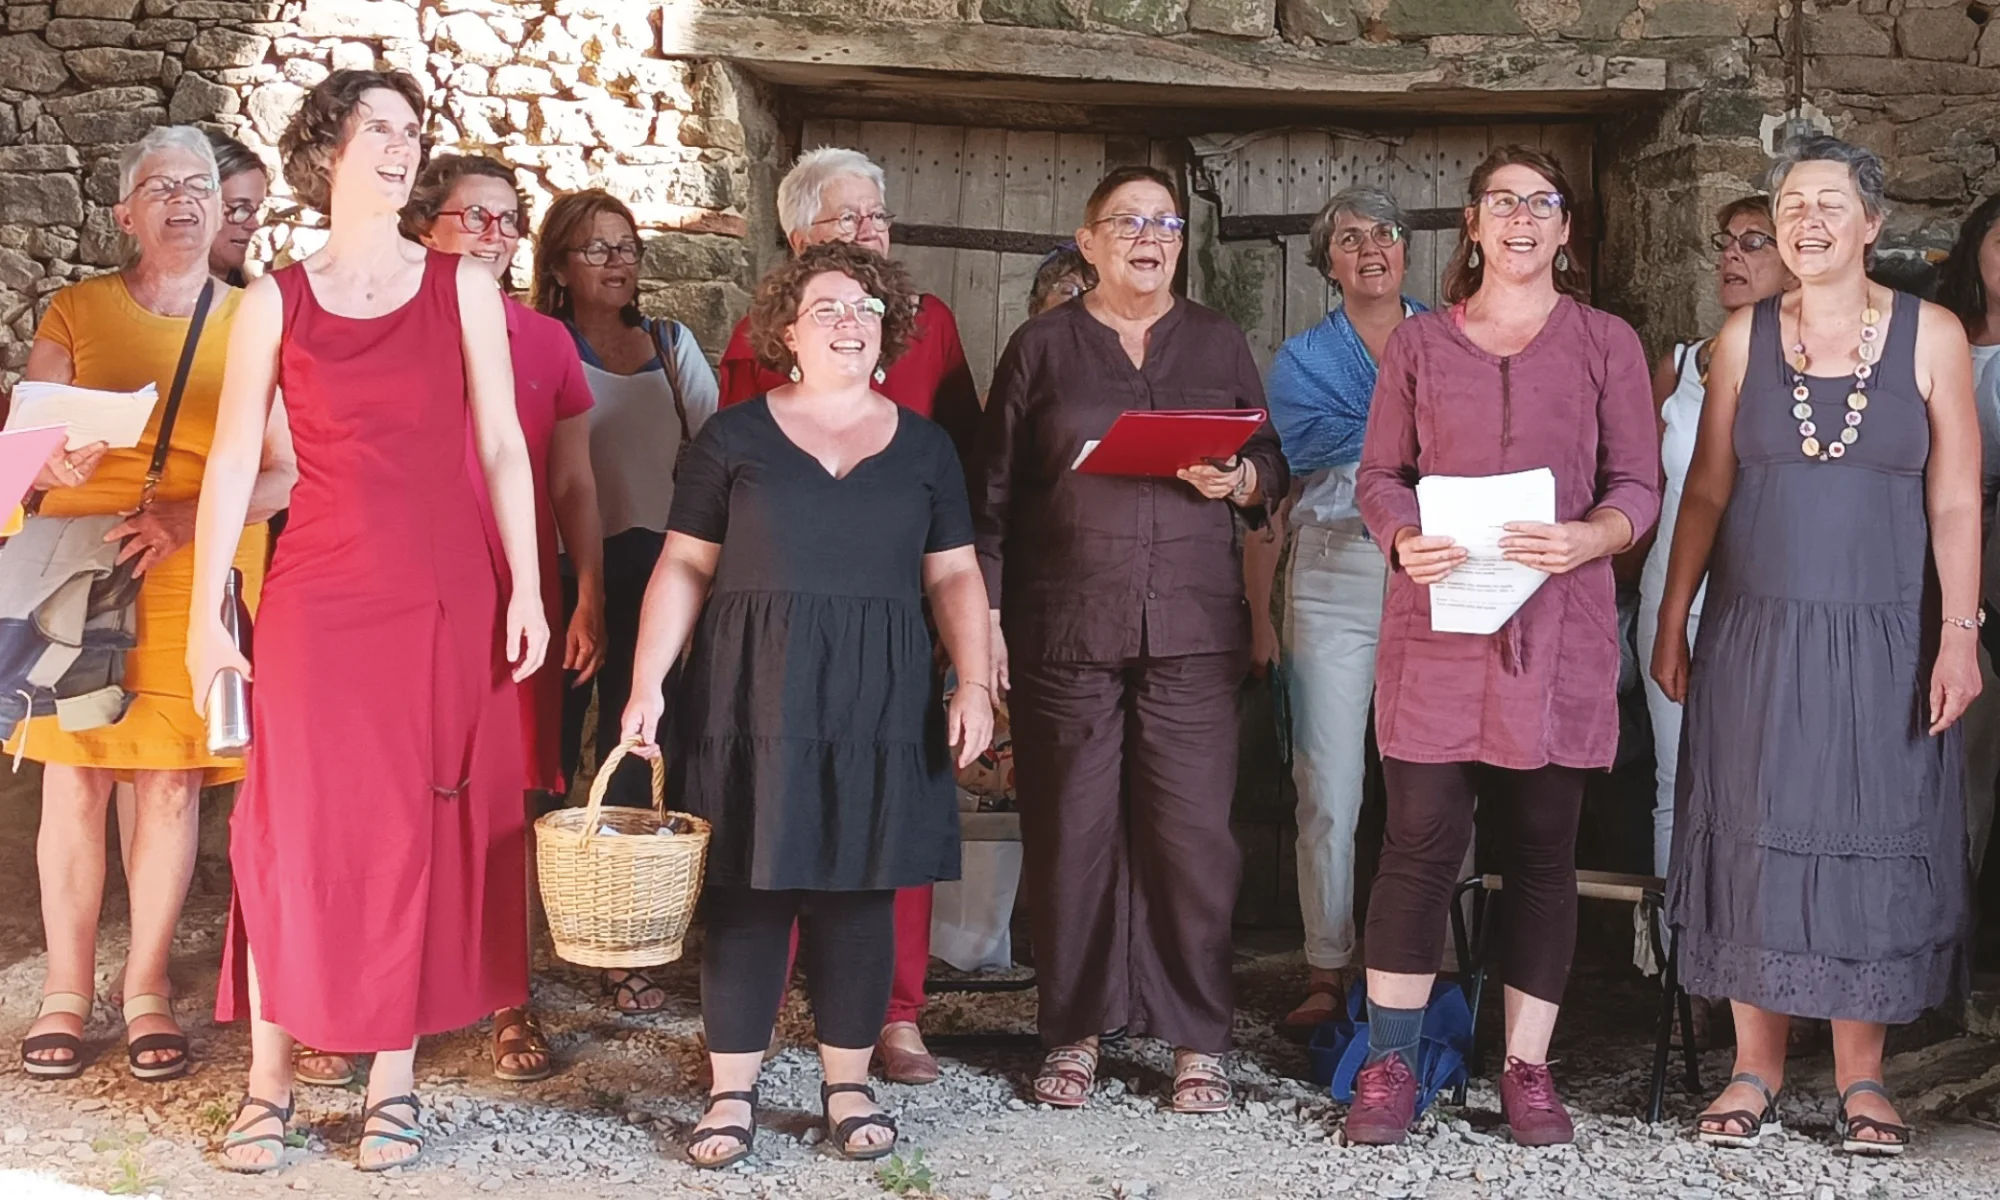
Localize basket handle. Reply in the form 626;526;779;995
578;739;668;843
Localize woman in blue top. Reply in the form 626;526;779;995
1247;186;1425;1032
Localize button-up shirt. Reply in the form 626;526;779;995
972;297;1288;663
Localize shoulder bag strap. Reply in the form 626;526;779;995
647;318;694;478
140;279;217;511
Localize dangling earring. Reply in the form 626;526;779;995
788;364;803;383
873;366;886;385
1556;249;1570;272
1468;245;1481;268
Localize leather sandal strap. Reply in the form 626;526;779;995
708;1089;759;1106
128;1033;188;1057
233;1096;294;1126
1840;1079;1891;1105
821;1081;877;1103
362;1094;422;1130
21;1032;83;1056
37;992;92;1020
1698;1108;1766;1135
1304;979;1342;999
689;1125;752;1148
1043;1046;1098;1070
122;994;173;1022
1842;1114;1911;1144
832;1111;897;1151
1727;1071;1778;1108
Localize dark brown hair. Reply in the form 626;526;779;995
400;153;525;242
1939;192;2000;337
1715;194;1773;232
1441;145;1590;306
746;241;919;376
278;69;427;215
205;129;265;184
1082;164;1182;225
530;188;643;324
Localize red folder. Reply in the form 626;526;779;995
1071;409;1267;478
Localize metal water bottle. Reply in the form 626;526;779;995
206;568;251;757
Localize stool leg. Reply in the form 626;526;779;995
1465;891;1493;1086
1674;949;1700;1092
1449;879;1477;1106
1649;932;1677;1123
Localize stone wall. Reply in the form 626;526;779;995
0;0;786;391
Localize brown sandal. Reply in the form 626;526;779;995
492;1006;554;1083
1032;1043;1098;1108
293;1045;356;1088
1282;977;1344;1037
1171;1053;1232;1115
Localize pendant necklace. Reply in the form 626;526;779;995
1787;291;1881;462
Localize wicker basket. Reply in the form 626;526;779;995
535;740;710;969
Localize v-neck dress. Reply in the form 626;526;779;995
667;395;974;891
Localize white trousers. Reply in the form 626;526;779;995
1285;522;1387;970
1635;587;1699;877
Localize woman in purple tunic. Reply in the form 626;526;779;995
1347;146;1659;1148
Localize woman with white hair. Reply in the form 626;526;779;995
10;124;295;1082
714;145;983;1084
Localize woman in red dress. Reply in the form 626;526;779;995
187;70;548;1174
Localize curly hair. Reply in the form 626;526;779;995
279;69;427;215
746;242;919;376
1441;144;1591;306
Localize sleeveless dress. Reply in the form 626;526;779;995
1667;291;1969;1024
216;250;528;1051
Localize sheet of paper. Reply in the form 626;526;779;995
1071;439;1101;470
0;425;70;510
1415;467;1557;635
5;380;160;450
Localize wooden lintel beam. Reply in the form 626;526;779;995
1219;208;1600;240
895;224;1072;255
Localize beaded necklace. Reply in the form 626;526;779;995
1787;291;1882;462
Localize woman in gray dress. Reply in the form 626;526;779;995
1652;137;1982;1156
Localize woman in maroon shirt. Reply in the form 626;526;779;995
1347;146;1658;1147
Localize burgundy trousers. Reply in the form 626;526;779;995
1009;650;1245;1054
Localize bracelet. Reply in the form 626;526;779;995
959;679;992;693
1945;612;1985;630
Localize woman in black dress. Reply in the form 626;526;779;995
621;241;993;1168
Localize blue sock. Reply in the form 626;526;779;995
1363;1000;1424;1066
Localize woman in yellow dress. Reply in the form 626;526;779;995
11;126;295;1082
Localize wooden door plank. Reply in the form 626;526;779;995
1386;127;1438;309
800;119;836;155
1242;131;1287;216
858;121;914;216
1054;132;1105;236
999;130;1058;352
1432;126;1490;302
956;126;1008;394
1283;130;1331;341
903;124;965;310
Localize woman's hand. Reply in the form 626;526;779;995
988;609;1010;696
564;590;606;684
186;616;251;718
619;688;667;759
1930;626;1983;735
1499;520;1613;575
106;499;196;576
35;440;109;491
1649;616;1691;705
504;588;550;684
1394;528;1466;586
947;681;996;771
1250;612;1279;678
1177;457;1260;507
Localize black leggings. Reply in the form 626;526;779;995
1363;758;1587;1005
701;886;897;1054
560;531;664;808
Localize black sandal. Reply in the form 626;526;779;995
1695;1071;1781;1148
357;1093;425;1172
685;1088;758;1170
122;994;189;1082
21;992;91;1080
602;968;668;1014
219;1095;293;1175
1836;1080;1911;1156
821;1081;898;1162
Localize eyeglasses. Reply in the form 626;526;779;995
222;200;262;225
572;239;640;266
127;173;217;203
1479;190;1565;220
797;296;887;327
1711;229;1777;254
1090;213;1187;242
1332;223;1405;253
811;209;895;239
439;206;522;237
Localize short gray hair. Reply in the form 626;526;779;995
1768;135;1887;219
1307;186;1407;279
118;125;220;200
777;146;886;239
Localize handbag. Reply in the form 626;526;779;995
645;317;694;480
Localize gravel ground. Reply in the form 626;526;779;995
5;778;2000;1199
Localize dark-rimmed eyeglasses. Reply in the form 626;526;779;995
572;239;640;266
127;173;217;203
1332;223;1405;253
811;209;895;239
1480;190;1564;220
439;206;522;237
222;200;263;225
797;297;887;327
1710;229;1777;254
1090;213;1187;242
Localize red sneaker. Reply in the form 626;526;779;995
1342;1053;1418;1146
1500;1057;1574;1146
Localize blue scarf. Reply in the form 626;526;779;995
1267;299;1425;475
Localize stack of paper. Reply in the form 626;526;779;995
1414;467;1557;635
5;381;160;450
